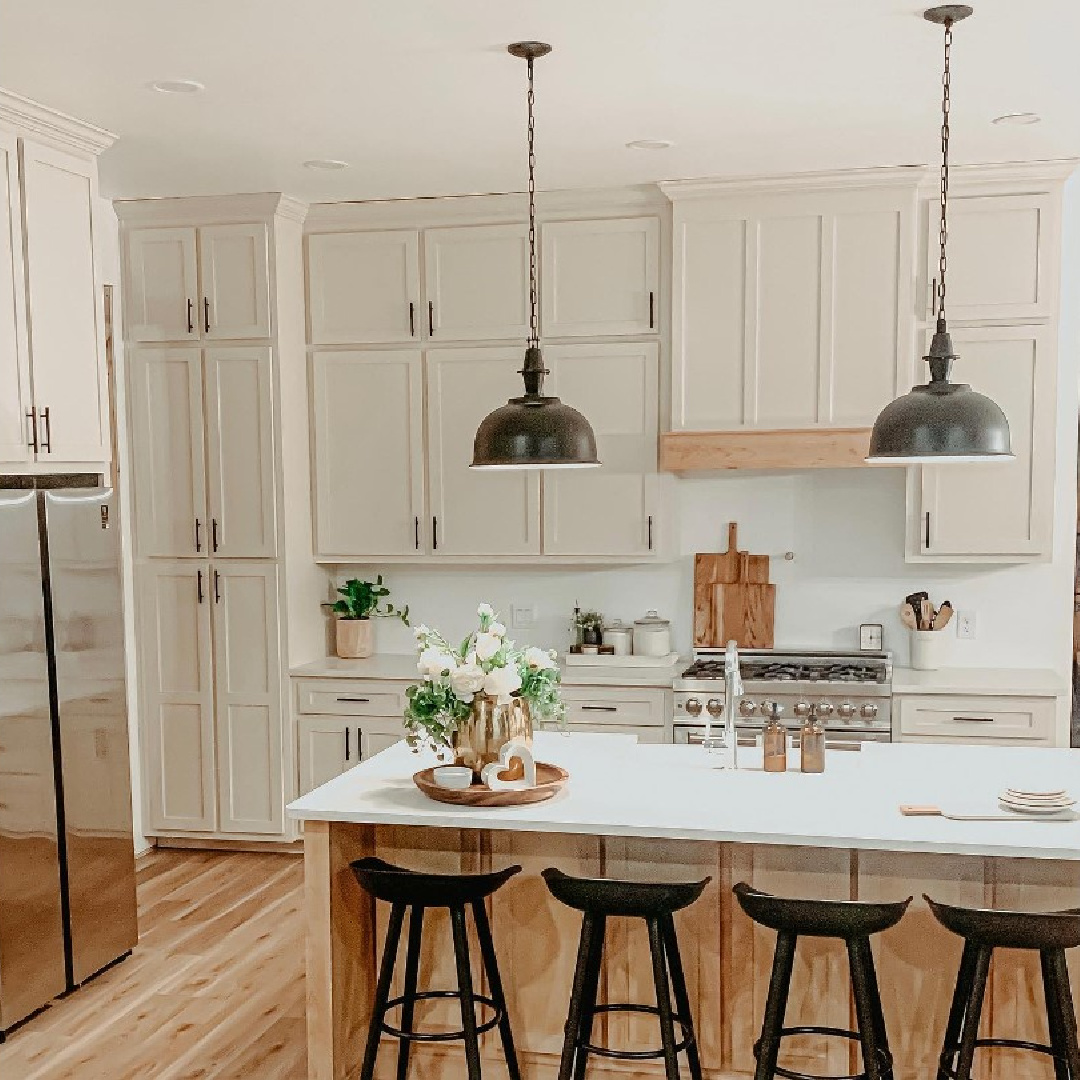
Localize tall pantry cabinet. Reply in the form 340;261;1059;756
119;195;322;843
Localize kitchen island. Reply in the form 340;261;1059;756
289;734;1080;1080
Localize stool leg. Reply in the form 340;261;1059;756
661;914;703;1080
572;914;605;1080
1043;948;1080;1079
360;902;406;1080
847;936;891;1080
451;904;483;1080
952;945;992;1080
937;942;980;1080
472;899;522;1080
558;913;601;1080
648;917;682;1080
754;931;796;1080
396;906;424;1080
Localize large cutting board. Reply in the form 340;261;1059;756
694;525;775;648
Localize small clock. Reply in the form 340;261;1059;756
860;623;883;652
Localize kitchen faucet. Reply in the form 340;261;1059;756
701;639;744;768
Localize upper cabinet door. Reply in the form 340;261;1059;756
211;561;284;836
424;224;530;341
128;348;207;557
311;350;424;559
20;141;108;462
541;217;659;338
204;347;277;558
542;343;659;557
924;193;1055;323
125;227;199;342
426;348;541;555
307;230;420;344
198;224;271;340
0;129;30;463
916;325;1054;560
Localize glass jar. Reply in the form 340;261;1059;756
762;703;787;773
633;610;671;657
800;714;826;774
604;620;634;656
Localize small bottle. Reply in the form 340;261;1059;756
762;702;788;773
800;712;826;774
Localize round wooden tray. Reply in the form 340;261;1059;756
413;763;569;807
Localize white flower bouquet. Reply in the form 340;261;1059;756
404;603;565;753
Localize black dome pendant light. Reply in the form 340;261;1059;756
867;6;1012;464
471;42;600;470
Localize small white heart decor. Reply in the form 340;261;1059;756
481;740;537;791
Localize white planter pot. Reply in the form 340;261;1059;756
336;618;374;659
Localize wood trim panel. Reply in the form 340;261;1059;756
659;428;874;472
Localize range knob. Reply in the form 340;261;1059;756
860;702;879;719
837;702;856;719
684;697;703;717
814;702;835;718
738;699;757;717
794;701;811;717
762;701;784;720
706;698;724;718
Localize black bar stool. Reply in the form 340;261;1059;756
734;882;911;1080
927;894;1080;1080
350;856;523;1080
542;866;710;1080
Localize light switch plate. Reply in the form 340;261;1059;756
511;604;537;629
956;611;976;640
859;623;883;651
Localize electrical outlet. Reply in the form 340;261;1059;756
956;610;976;640
511;604;537;629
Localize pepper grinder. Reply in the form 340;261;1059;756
761;701;788;773
800;707;826;774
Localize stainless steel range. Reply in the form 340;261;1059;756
673;648;893;745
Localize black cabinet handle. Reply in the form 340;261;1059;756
26;408;38;453
203;297;211;333
195;518;203;553
581;705;618;712
212;518;220;552
345;727;351;761
428;300;434;336
924;511;931;549
336;697;370;703
40;407;51;453
432;515;438;550
415;516;420;551
647;515;654;550
197;569;204;604
187;298;194;333
648;290;655;329
409;301;415;337
213;569;221;603
955;716;996;724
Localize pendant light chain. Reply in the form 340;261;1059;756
936;17;953;321
526;55;539;350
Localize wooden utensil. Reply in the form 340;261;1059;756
933;601;954;631
414;763;569;806
899;605;918;631
919;598;934;631
900;804;1077;822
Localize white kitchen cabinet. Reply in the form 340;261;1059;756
541;217;659;338
297;715;357;796
896;693;1056;745
307;230;420;344
560;686;668;729
204;347;277;557
199;224;270;340
924;192;1055;324
0;128;29;463
124;227;199;342
665;178;917;432
311;350;425;559
20;141;108;462
424;224;530;341
911;324;1055;561
426;348;541;555
137;561;216;833
362;723;406;759
128;348;206;557
211;562;283;835
542;343;660;556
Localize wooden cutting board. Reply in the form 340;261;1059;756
712;578;776;648
694;524;772;646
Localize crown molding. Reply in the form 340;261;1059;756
660;166;929;201
114;192;309;228
948;158;1079;190
0;87;116;157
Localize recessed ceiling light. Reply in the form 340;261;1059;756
991;111;1041;126
626;139;674;151
303;159;350;171
148;79;204;94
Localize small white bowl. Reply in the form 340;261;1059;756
432;766;473;791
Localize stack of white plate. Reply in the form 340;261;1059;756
998;788;1076;816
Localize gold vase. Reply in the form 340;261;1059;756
453;694;532;779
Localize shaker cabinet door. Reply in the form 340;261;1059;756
124;226;198;342
137;561;216;833
128;348;207;557
311;350;425;558
0;129;30;463
198;223;271;340
542;343;660;557
297;715;355;796
426;348;541;555
204;347;277;557
307;230;420;344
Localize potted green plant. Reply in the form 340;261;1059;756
332;576;409;659
575;609;604;648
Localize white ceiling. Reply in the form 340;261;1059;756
2;0;1078;202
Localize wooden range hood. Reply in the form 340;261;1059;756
659;428;875;472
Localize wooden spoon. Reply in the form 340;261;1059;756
899;605;918;631
933;601;954;631
920;598;934;631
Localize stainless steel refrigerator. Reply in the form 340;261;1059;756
0;474;138;1038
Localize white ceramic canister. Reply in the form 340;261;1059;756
604;620;634;656
909;629;946;671
633;610;672;657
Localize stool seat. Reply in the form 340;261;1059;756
352;856;520;906
926;894;1080;950
542;867;708;918
735;883;911;939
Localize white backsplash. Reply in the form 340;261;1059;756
332;467;1076;674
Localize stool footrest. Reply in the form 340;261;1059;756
754;1025;887;1080
579;1003;695;1061
379;989;502;1043
939;1035;1063;1079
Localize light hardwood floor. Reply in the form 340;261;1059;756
0;849;307;1080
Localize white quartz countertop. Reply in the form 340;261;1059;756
288;732;1080;861
290;654;684;688
892;666;1065;696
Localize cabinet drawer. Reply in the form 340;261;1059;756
897;694;1056;742
560;687;667;727
295;679;405;717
